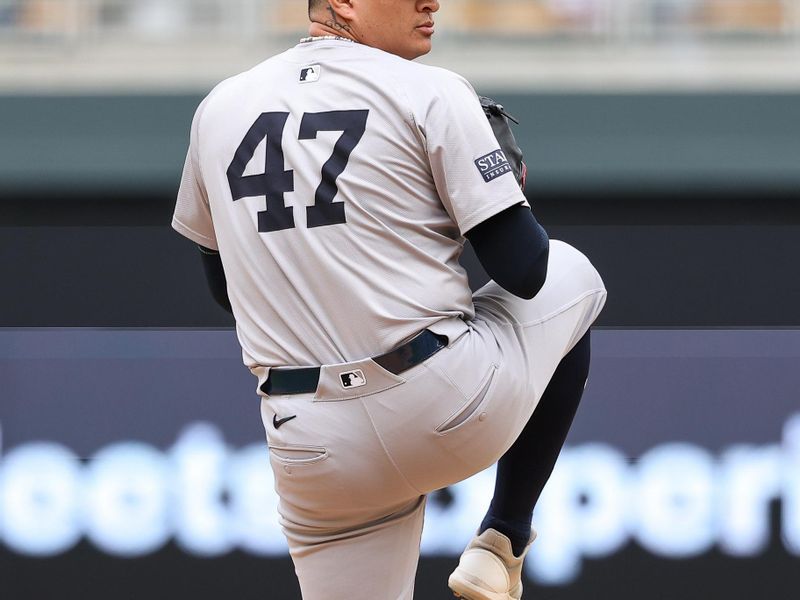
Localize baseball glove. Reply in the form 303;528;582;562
479;96;527;190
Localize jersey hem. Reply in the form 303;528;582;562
171;217;219;250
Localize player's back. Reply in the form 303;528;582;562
192;40;477;368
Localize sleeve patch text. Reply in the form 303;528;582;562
474;149;512;183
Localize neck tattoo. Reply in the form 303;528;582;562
326;6;354;34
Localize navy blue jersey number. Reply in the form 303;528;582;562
227;110;369;232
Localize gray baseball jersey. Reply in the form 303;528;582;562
173;38;528;369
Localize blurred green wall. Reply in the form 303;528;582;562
2;93;798;195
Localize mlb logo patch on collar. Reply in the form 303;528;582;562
300;65;321;83
475;149;512;183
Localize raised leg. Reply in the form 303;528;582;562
480;329;592;556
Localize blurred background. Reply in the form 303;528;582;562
1;1;799;598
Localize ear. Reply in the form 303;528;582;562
328;0;356;20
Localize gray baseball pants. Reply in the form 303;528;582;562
259;240;607;599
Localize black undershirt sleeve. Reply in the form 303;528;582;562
198;246;233;314
465;204;549;300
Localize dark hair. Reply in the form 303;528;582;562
308;0;325;16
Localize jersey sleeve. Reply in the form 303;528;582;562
418;71;530;236
172;98;218;250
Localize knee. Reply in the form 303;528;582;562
549;241;605;293
548;241;607;321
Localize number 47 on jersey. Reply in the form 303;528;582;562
227;110;369;233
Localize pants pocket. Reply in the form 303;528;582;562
268;444;329;465
435;364;497;434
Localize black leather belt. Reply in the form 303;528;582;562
261;329;448;396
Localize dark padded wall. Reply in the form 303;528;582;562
2;194;800;327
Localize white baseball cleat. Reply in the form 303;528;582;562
448;528;536;600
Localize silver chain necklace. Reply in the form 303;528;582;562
299;35;356;44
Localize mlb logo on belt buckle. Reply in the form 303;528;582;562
340;369;367;389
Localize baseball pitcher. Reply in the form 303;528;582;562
173;1;606;598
